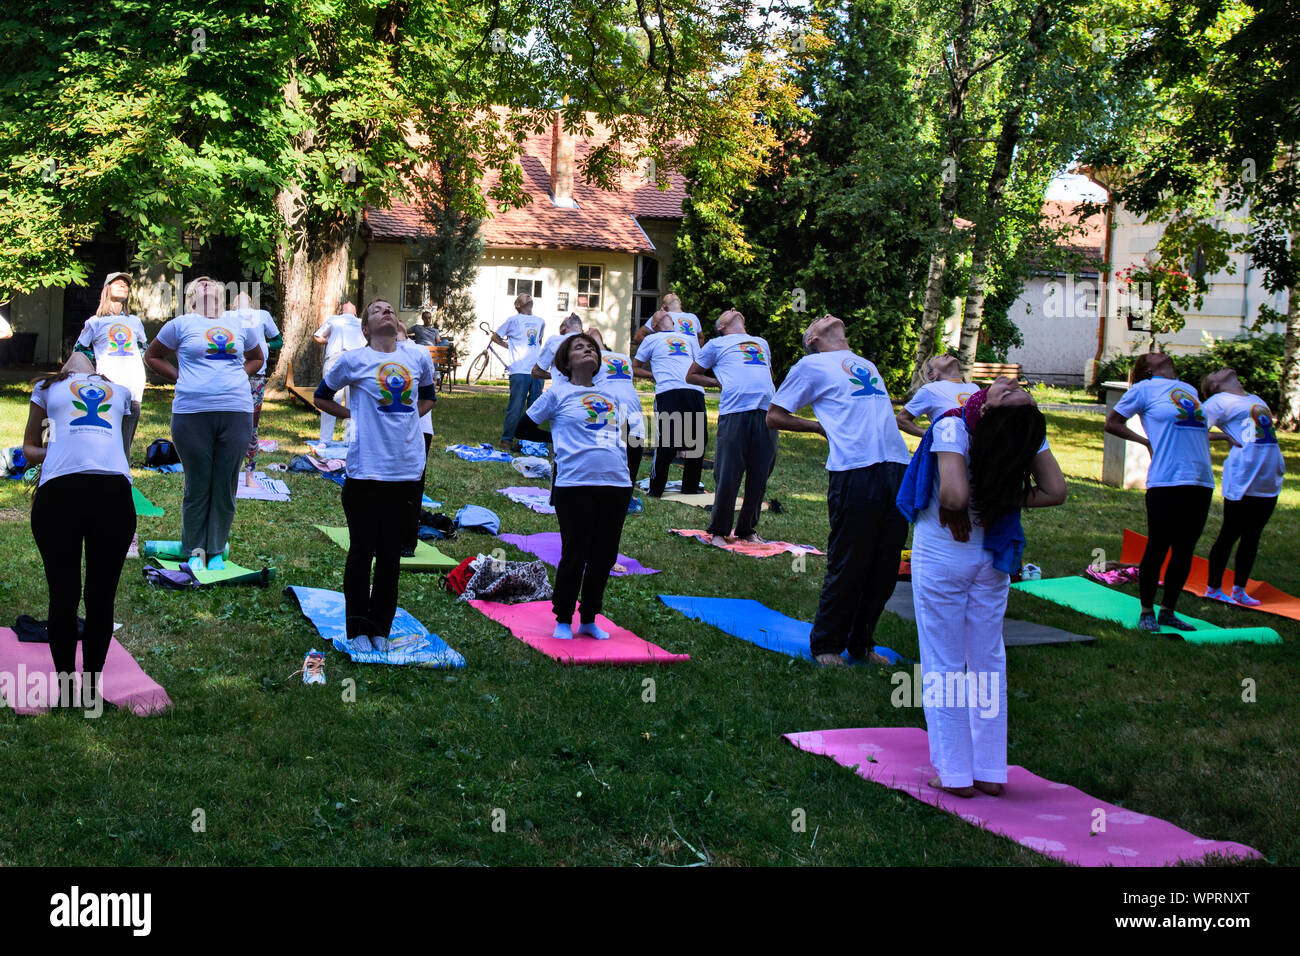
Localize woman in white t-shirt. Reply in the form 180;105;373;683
1200;368;1285;606
75;272;149;456
633;310;716;497
905;379;1066;798
1105;352;1216;632
395;324;437;557
21;370;136;709
514;333;639;640
224;293;281;486
897;353;976;438
314;299;435;657
144;277;263;570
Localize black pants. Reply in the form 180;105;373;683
650;388;707;496
342;477;422;639
809;462;908;658
707;409;778;538
30;474;136;699
627;442;644;486
1140;485;1213;610
552;485;631;623
1207;494;1278;590
404;432;434;553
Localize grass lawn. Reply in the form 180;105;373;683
0;374;1294;866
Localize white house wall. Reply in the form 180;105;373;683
1006;275;1100;385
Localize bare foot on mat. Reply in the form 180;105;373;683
973;781;1004;796
814;653;846;668
927;776;975;798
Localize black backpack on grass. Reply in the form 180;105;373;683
145;438;180;468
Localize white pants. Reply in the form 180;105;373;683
910;541;1010;788
319;358;352;443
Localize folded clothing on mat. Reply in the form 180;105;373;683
285;585;465;668
496;486;556;515
784;727;1261;867
153;558;273;586
458;555;553;603
670;529;822;558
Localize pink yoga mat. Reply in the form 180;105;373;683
470;600;689;666
498;532;658;576
0;627;172;716
784;727;1261;867
671;529;824;558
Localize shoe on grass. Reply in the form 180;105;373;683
1157;608;1195;631
1232;586;1261;607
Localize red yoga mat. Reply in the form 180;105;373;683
469;600;689;666
785;727;1261;866
1120;528;1300;622
0;627;172;716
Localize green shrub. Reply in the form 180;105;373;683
1091;333;1285;410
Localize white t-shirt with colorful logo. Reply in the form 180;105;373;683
1113;377;1214;489
596;350;644;440
318;314;366;362
772;350;910;472
496;313;546;375
324;346;435;482
155;314;256;415
536;332;579;384
635;331;704;396
225;308;280;376
30;376;133;485
642;311;702;339
398;341;436;437
1202;392;1285;500
695;333;776;416
904;380;976;423
76;314;148;403
526;381;638;487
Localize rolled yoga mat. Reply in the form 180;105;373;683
132;487;164;517
470;599;689;666
784;726;1261;867
885;582;1095;647
315;525;459;572
658;595;904;664
1121;527;1300;622
498;532;659;576
1011;576;1281;644
285;585;465;668
143;540;229;560
0;627;172;716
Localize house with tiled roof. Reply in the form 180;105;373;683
359;112;688;361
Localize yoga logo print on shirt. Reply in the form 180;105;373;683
68;379;115;429
842;358;885;397
527;327;539;347
376;362;415;413
204;326;239;361
666;337;690;357
603;356;632;379
580;393;614;430
106;323;136;356
1250;404;1278;444
1168;388;1206;428
957;391;973;406
738;341;768;365
679;318;696;335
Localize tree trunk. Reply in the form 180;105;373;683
1279;242;1300;429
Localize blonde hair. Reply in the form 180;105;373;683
96;275;132;317
183;276;221;315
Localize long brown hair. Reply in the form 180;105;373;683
95;276;132;317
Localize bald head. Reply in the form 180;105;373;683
661;293;681;312
560;313;583;334
651;309;674;333
341;302;357;316
716;309;745;335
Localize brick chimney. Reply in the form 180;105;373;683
550;113;576;209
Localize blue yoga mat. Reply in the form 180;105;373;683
285;585;465;668
659;595;906;664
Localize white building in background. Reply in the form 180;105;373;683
1000;172;1290;386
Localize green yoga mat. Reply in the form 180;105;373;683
142;540;229;560
314;525;459;572
156;558;273;586
1012;576;1281;645
132;487;164;517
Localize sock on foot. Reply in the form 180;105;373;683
349;635;374;654
552;623;573;640
207;554;225;571
187;555;203;571
1205;586;1232;602
577;621;610;640
1157;607;1195;631
1232;586;1262;607
1137;610;1158;632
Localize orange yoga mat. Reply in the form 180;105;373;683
1120;528;1300;622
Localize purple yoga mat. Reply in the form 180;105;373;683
0;627;173;716
498;532;659;576
784;727;1261;867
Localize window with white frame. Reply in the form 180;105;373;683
402;260;429;311
577;264;603;309
507;277;543;300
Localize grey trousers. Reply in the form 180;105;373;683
707;408;778;538
171;410;254;558
121;400;142;459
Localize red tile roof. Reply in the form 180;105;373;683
1042;199;1106;261
365;114;687;254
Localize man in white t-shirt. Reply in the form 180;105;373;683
688;309;777;544
315;302;365;442
492;293;546;449
533;313;583;384
631;293;704;350
768;314;911;667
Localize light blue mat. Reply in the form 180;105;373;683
285;585;466;668
659;595;906;664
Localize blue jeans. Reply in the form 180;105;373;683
502;373;542;442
